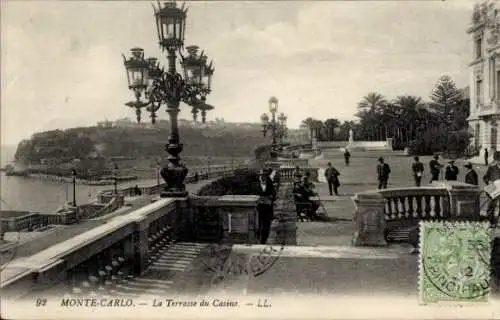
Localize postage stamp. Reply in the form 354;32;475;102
419;221;492;304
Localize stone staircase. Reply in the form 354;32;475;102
50;242;208;298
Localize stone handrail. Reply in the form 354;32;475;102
0;169;266;297
352;181;483;246
1;198;181;298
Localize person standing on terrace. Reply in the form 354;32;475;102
256;169;276;244
411;156;424;187
429;154;442;183
464;162;478;186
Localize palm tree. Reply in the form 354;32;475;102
393;95;425;143
357;93;388;140
357;92;388;112
300;117;319;144
324;118;341;141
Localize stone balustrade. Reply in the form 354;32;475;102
275;158;309;168
1;171;275;298
0;163;291;298
280;167;319;182
352;181;484;246
1;198;183;298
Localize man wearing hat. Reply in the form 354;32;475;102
376;157;391;189
411;156;424;187
464;162;478;185
483;151;500;184
429;154;442;182
444;160;459;181
256;169;276;244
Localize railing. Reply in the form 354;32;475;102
380;187;451;223
352;181;483;246
275;158;309;168
99;165;241;197
1;198;182;298
280;167;319;182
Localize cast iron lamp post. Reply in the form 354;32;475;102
71;169;77;207
260;96;287;159
122;1;215;197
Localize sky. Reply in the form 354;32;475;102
1;0;475;145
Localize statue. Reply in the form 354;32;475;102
348;129;354;145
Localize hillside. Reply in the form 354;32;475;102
11;123;306;178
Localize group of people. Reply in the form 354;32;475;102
410;155;479;186
254;149;500;244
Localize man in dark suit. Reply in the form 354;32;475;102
429;154;442;182
344;149;351;166
444;160;459;181
324;162;340;196
376;157;391;189
411;156;424;187
464;162;478;185
256;169;276;244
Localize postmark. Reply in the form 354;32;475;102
419;221;492;304
203;243;285;287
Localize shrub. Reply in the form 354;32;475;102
197;168;261;196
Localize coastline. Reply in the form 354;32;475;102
4;172;138;186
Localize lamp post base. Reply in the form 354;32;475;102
159;159;189;199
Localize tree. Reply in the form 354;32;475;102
323;118;341;141
430;75;463;128
300;117;321;144
357;92;388;112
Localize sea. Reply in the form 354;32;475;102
0;145;226;213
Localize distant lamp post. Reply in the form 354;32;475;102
71;169;77;207
260;96;286;159
113;162;119;195
122;0;215;197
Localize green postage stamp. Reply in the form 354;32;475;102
419;221;492;304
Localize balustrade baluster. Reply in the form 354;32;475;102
399;197;407;219
407;195;414;219
392;198;400;219
433;195;441;219
415;195;423;218
385;198;393;220
424;195;431;218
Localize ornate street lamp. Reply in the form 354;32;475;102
122;0;215;197
260;96;287;159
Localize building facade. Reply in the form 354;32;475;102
468;1;500;159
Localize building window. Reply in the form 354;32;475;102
491;57;497;99
475;123;480;149
476;38;483;59
477;79;483;105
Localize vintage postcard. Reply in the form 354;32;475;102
2;0;500;319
